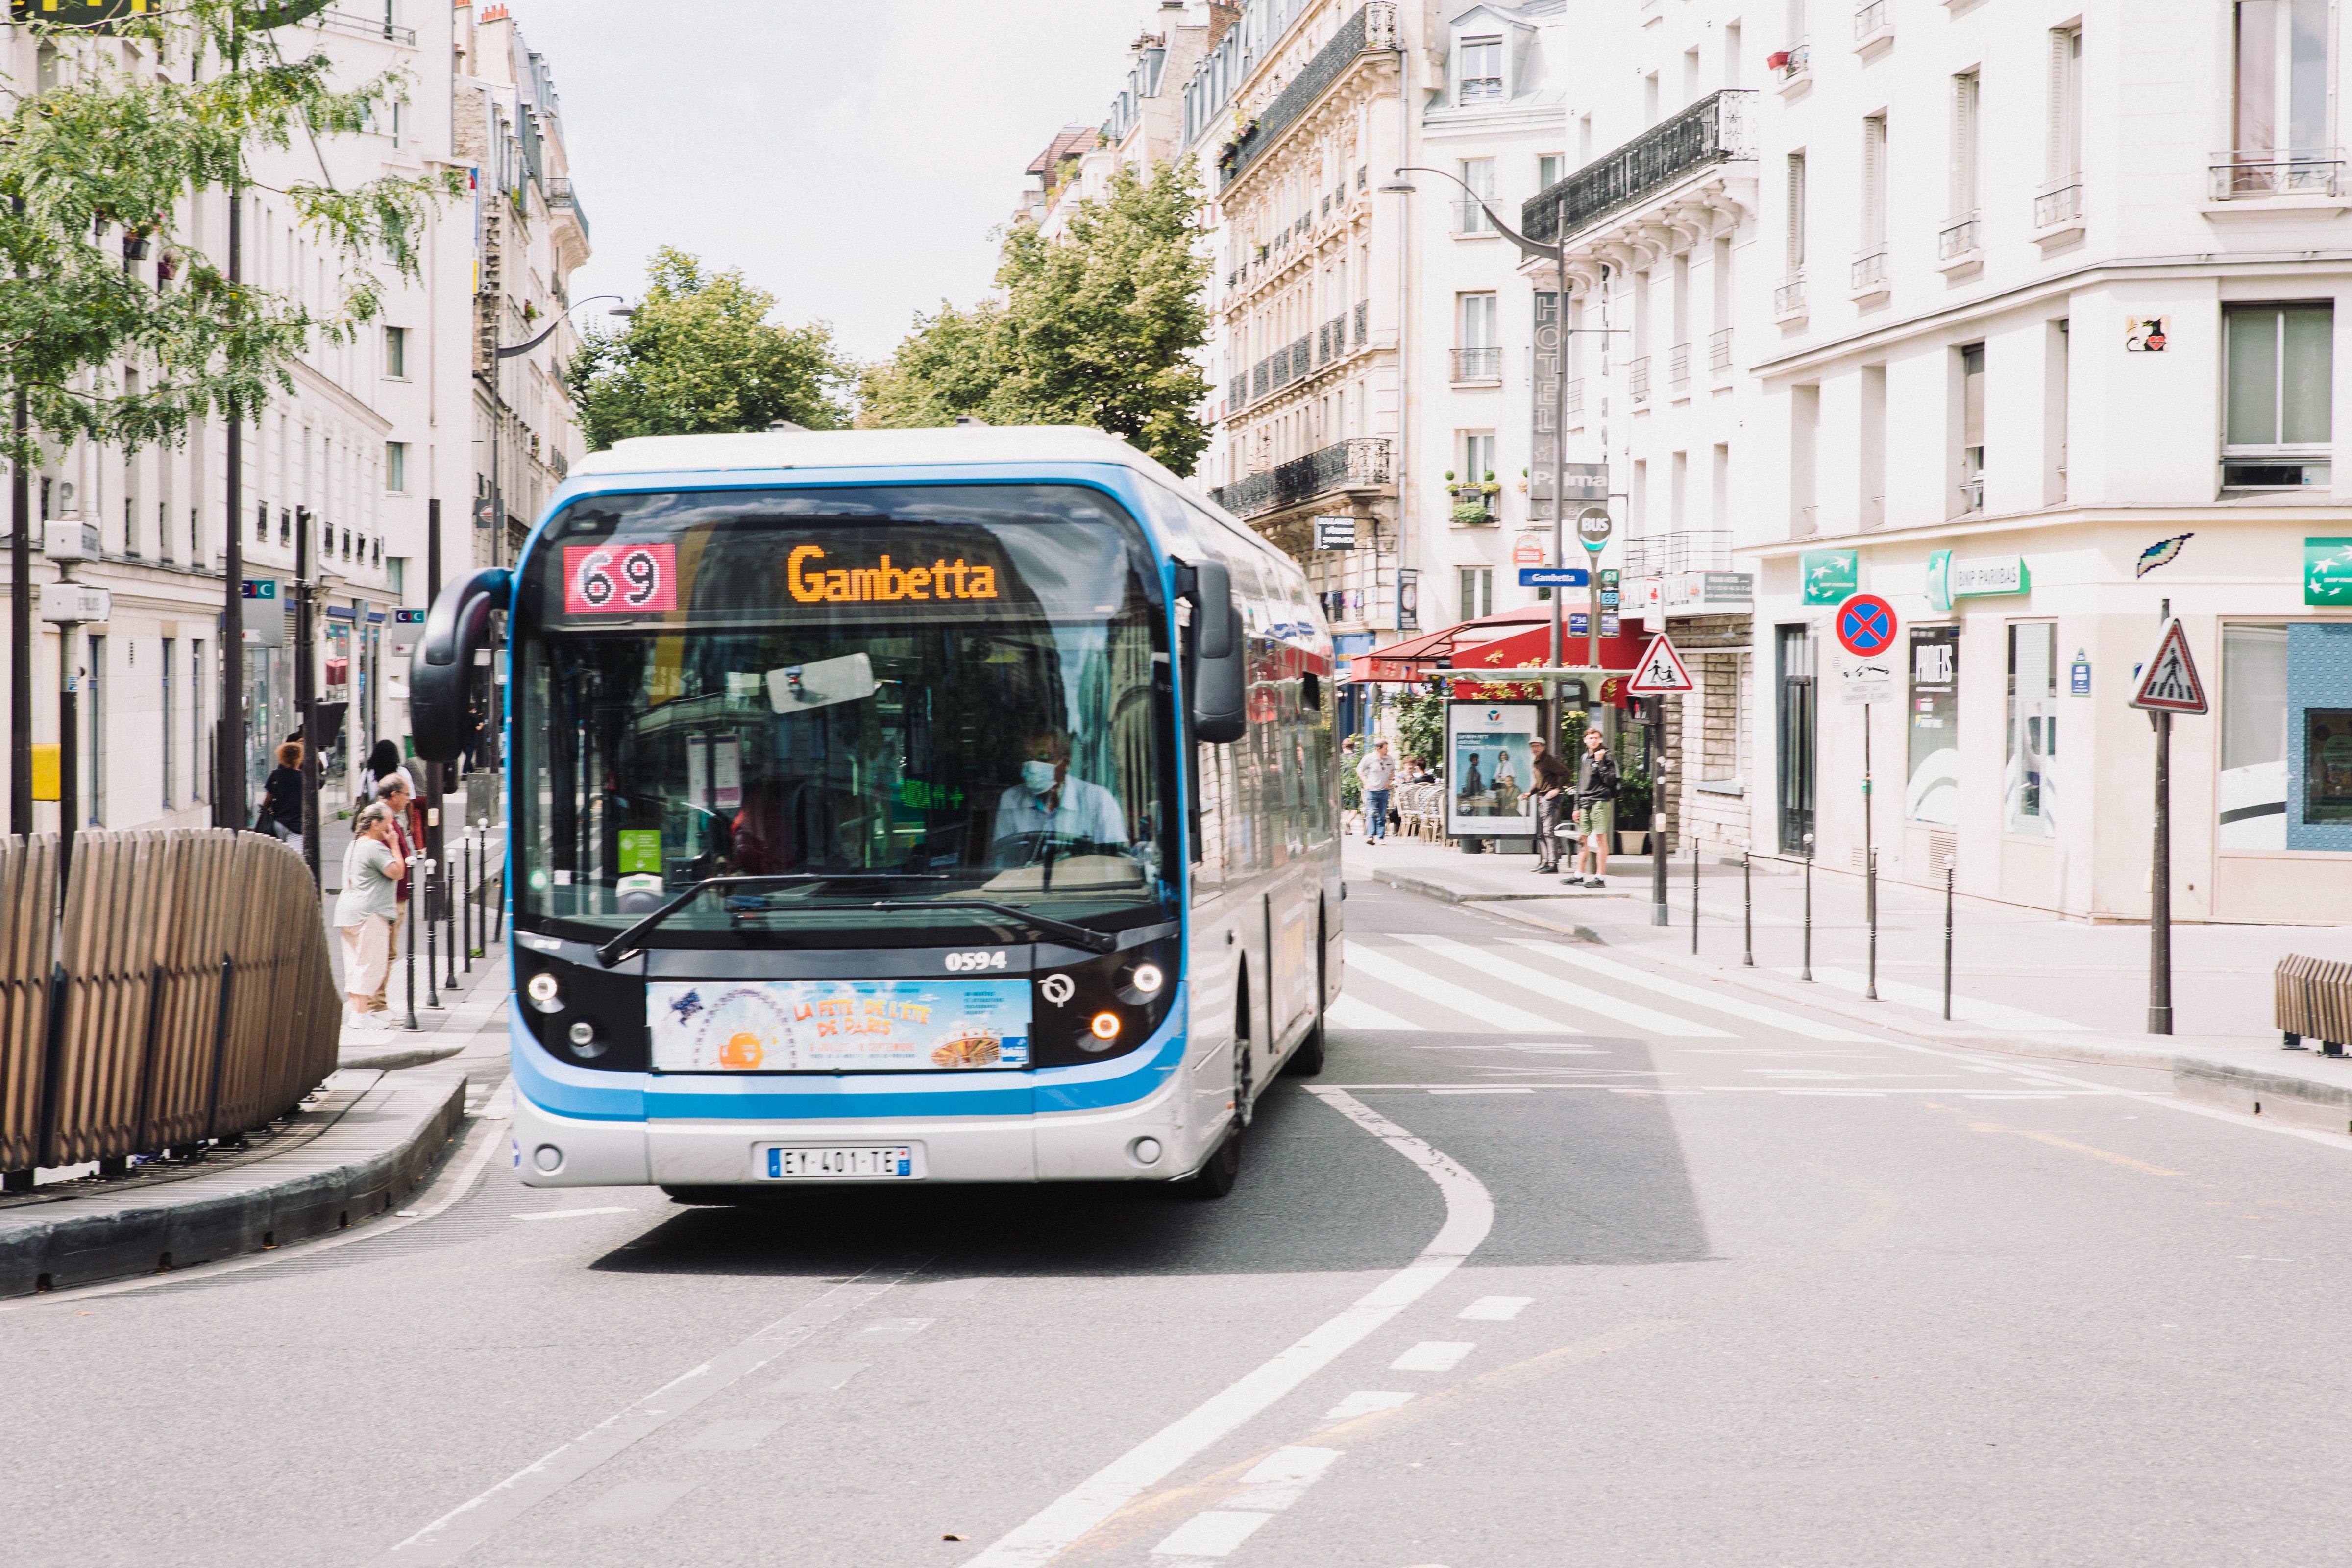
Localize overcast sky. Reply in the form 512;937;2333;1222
511;0;1171;366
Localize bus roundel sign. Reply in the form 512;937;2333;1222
1834;592;1899;658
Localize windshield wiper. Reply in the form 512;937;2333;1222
595;879;1119;965
870;901;1118;954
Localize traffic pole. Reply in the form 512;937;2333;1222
1648;699;1668;928
2149;708;2173;1034
1742;850;1753;967
1690;838;1699;954
1866;844;1879;1001
1942;866;1954;1021
424;857;441;1010
402;876;419;1031
1801;832;1814;981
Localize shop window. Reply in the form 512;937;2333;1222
2288;624;2352;848
1908;625;1960;825
2223;303;2332;489
2220;622;2288;847
2303;710;2352;823
2005;622;2057;836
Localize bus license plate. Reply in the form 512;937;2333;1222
760;1145;922;1180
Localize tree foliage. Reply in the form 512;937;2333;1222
860;159;1211;476
567;247;855;448
0;1;462;466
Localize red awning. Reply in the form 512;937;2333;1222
1355;608;1647;684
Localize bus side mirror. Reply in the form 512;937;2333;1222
411;567;510;762
1178;558;1245;744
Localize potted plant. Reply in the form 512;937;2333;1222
1479;470;1501;497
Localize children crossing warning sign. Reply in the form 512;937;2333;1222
1627;633;1695;696
2130;619;2208;714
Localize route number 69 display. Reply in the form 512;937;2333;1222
563;542;678;615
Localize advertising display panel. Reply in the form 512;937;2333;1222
649;978;1032;1072
1445;701;1539;839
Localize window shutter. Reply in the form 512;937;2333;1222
1786;153;1807;272
1862;118;1885;247
1951;75;1977;216
2046;30;2076;180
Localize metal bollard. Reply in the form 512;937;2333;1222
1690;844;1700;954
1742;851;1754;968
1942;866;1954;1021
1865;845;1879;1001
462;828;475;974
1801;833;1814;982
403;875;420;1031
424;860;442;1009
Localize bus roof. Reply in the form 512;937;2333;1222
569;425;1190;487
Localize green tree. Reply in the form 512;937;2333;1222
568;247;855;448
860;159;1212;476
0;1;460;466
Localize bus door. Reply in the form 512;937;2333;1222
1241;560;1316;1057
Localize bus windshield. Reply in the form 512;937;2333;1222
513;483;1176;951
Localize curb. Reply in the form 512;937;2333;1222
0;1068;468;1298
339;1040;468;1072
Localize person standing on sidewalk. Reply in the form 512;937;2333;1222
258;741;304;843
1567;726;1619;888
1356;740;1396;845
367;775;423;1014
337;802;406;1030
1528;738;1572;873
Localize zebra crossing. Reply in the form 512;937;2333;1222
1326;932;2109;1101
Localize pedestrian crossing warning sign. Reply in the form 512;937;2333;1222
1627;633;1695;696
2129;619;2208;714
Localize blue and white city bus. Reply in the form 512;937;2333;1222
411;427;1341;1198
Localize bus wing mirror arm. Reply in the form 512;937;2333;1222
1175;558;1245;744
411;567;511;763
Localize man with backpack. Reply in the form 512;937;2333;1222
1567;725;1619;887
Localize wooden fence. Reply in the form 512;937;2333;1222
0;830;340;1175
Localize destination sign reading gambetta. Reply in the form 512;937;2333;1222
785;544;1001;604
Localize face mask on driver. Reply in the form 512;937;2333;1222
1022;759;1059;795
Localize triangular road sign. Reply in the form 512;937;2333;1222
1627;633;1695;696
2130;618;2208;714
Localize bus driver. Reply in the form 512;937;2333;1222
993;726;1128;856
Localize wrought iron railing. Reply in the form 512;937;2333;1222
1710;327;1733;371
1850;248;1888;291
1622;530;1733;576
1229;375;1248;412
1938;214;1980;258
2034;178;2083;228
1668;343;1690;386
1774;43;1812;83
1628;356;1650;402
1521;89;1756;245
2209;149;2345;198
1353;299;1369;345
545;178;590;245
314;7;416;43
1853;0;1888;38
1452;346;1502;381
1219;7;1394;191
1774;277;1807;316
1208;437;1393;519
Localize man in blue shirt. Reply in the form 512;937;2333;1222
993;727;1128;855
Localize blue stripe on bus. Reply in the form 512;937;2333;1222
510;987;1189;1122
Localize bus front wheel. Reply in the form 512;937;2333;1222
1186;1126;1241;1199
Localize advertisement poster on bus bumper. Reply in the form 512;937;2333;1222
648;978;1032;1072
1445;701;1540;840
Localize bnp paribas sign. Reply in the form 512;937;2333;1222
2307;538;2352;606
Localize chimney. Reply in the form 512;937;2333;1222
1205;3;1240;50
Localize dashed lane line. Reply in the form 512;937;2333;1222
957;1090;1493;1568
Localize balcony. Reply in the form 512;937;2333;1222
1628;356;1651;403
1228;374;1247;413
1452;346;1502;383
1567;378;1584;418
1207;437;1393;521
1522;89;1757;245
1769;43;1812;92
2032;176;2084;239
1216;5;1397;192
1773;277;1807;320
1849;247;1889;300
314;7;417;43
1668;342;1690;390
1958;474;1984;513
1623;530;1732;576
1316;312;1351;368
1709;327;1734;373
1851;0;1892;51
1936;212;1981;270
2209;149;2347;201
1353;299;1369;347
545;178;590;246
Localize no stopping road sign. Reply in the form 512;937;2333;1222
1834;593;1898;659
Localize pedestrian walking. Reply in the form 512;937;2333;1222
1566;726;1619;888
336;802;407;1030
364;739;416;804
368;773;423;1014
258;740;304;843
1528;737;1572;873
1357;739;1396;845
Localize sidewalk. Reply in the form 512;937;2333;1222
1345;832;2352;1132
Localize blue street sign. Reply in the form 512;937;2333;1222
1518;567;1590;588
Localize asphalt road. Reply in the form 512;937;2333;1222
6;880;2351;1568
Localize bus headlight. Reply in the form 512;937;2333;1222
1088;1012;1122;1045
1115;961;1165;1007
567;1020;607;1060
1129;962;1164;994
526;972;564;1013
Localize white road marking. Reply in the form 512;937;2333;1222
1781;965;2087;1032
1460;1296;1532;1321
1344;941;1566;1032
511;1206;630;1222
1152;1511;1274;1558
1399;934;1732;1038
1428;1087;1533;1095
368;1263;924;1566
958;1090;1492;1568
852;1317;934;1343
683;1418;781;1451
1503;941;1878;1041
578;1480;697;1524
1390;1341;1474;1372
1324;1390;1416;1419
1328;992;1424;1031
768;1362;867;1393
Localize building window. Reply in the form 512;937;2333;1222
1456;157;1495;233
384;324;408;378
2005;622;2057;837
1458;35;1503;103
1959;343;1986;512
1949;72;1980;224
2047;28;2082;192
2224;303;2332;487
2222;623;2290;846
1784;152;1807;280
1537;152;1564;188
2230;0;2328;192
1454;294;1499;381
191;640;205;802
386;441;408;493
1458;566;1493;622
